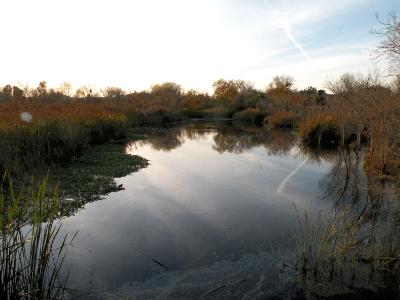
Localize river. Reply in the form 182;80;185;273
57;122;399;299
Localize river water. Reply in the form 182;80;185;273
58;122;386;299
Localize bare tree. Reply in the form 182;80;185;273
265;75;296;112
57;82;73;97
37;81;48;96
267;75;294;93
75;86;93;98
212;79;254;108
2;85;12;97
372;13;400;75
151;82;183;108
102;87;126;99
12;86;24;98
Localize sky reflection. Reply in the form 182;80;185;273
61;125;334;298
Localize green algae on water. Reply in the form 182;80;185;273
48;143;148;215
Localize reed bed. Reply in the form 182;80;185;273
0;172;74;299
0;100;128;174
295;208;400;298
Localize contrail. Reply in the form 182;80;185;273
263;0;312;62
281;20;312;62
276;158;309;194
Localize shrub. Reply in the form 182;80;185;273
232;108;266;124
139;105;183;125
299;114;340;148
265;111;296;128
182;108;209;119
200;106;237;119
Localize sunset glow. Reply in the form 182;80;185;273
0;0;395;91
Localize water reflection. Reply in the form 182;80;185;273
58;122;339;299
127;122;298;157
295;148;400;299
57;122;400;299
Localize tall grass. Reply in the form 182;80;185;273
0;100;128;174
295;207;400;298
0;172;74;299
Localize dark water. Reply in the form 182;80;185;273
58;123;356;299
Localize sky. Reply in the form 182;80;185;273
0;0;397;93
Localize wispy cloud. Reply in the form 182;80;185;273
260;0;367;63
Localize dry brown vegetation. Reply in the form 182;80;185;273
324;73;400;175
266;111;296;129
0;14;399;178
0;72;398;177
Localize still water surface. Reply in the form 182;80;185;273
61;123;336;299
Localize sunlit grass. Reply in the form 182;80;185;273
0;100;128;174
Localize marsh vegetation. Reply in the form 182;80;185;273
1;120;400;299
0;174;75;299
1;11;400;300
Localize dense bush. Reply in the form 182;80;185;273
299;114;340;148
265;111;296;128
182;108;208;119
199;106;237;119
232;108;266;124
